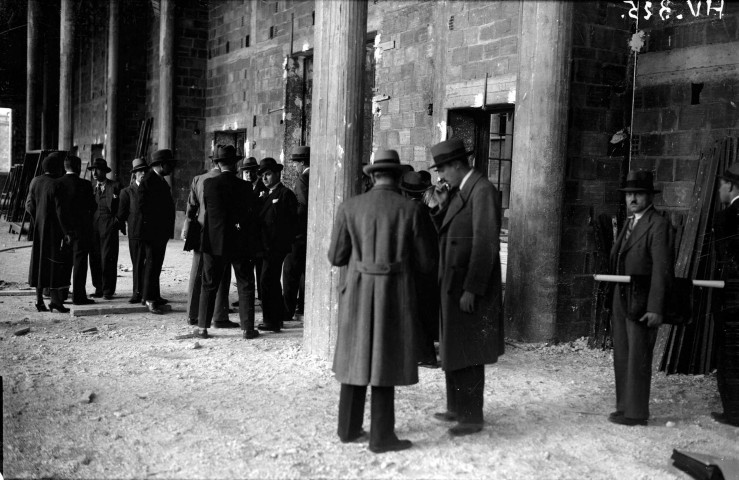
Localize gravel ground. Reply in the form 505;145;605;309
1;221;738;479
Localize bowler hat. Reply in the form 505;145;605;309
290;146;310;163
239;157;259;171
257;157;284;175
718;163;739;184
150;149;175;166
87;157;111;173
400;171;430;193
363;149;408;175
42;151;65;173
618;170;661;193
430;138;473;169
131;157;148;172
211;145;243;164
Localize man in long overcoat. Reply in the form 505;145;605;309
26;151;70;312
328;149;436;454
238;156;267;302
117;158;148;304
608;170;673;426
283;145;310;321
88;158;121;299
428;138;504;437
138;149;176;314
57;155;95;305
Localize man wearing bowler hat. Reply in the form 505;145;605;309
428;138;504;436
88;158;122;300
329;149;435;453
117;158;149;304
256;157;298;332
238;156;267;304
283;145;310;322
182;147;237;328
712;164;739;426
608;170;673;426
138;149;176;315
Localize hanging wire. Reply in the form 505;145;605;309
627;1;640;171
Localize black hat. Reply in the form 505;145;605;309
87;157;111;173
400;171;430;193
239;157;259;171
210;144;243;164
290;146;310;163
131;157;149;172
363;149;408;175
618;170;661;193
150;149;175;166
257;157;284;175
429;138;473;169
42;152;65;173
718;163;739;184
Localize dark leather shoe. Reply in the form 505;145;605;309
608;415;647;426
608;411;624;421
340;429;368;443
195;328;209;339
369;438;412;454
257;323;281;332
73;298;95;305
243;329;260;339
449;423;483;436
91;291;104;298
103;294;114;300
146;301;163;315
48;303;70;313
187;317;198;326
711;411;739;427
156;297;169;305
214;320;240;329
433;411;457;422
128;295;142;304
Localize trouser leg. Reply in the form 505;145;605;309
611;286;629;414
283;252;298;318
143;241;166;302
444;370;457;414
128;239;143;296
232;258;256;331
72;239;90;302
451;365;485;424
338;384;366;442
187;251;203;319
261;252;287;326
36;287;44;305
101;225;119;295
198;253;226;329
255;260;262;300
89;222;103;292
624;310;658;420
213;263;231;323
717;310;739;421
370;386;396;447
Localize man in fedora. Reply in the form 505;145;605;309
428;138;504;436
57;155;96;305
195;145;262;339
182;146;238;328
117;158;148;304
138;149;176;314
88;158;121;300
283;145;310;322
238;156;267;303
256;157;298;332
329;149;435;453
712;164;739;426
608;170;673;426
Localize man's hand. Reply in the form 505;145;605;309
120;223;127;236
63;234;73;246
460;290;476;314
428;184;450;211
639;312;663;328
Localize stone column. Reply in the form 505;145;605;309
158;0;174;187
40;39;51;150
58;0;75;151
304;0;368;360
106;0;119;179
26;0;41;151
506;1;573;342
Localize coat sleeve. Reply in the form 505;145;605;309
55;182;71;236
464;183;500;296
117;189;131;224
328;202;351;267
647;218;674;315
412;204;438;275
25;180;36;218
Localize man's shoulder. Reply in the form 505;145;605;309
646;208;671;228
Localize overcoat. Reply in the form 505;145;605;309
138;170;176;244
294;168;309;242
56;173;95;245
258;182;298;255
26;174;69;288
432;170;504;372
92;178;121;237
328;184;437;386
117;183;142;240
182;168;220;240
715;200;739;281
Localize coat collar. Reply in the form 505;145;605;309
615;206;658;254
440;170;484;232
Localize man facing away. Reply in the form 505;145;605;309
608;170;673;427
88;158;121;300
117;158;148;304
328;149;436;453
283;145;310;322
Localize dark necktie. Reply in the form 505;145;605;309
624;217;635;242
96;182;105;195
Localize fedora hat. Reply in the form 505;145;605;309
430;138;473;169
210;144;243;163
150;149;175;166
400;171;430;193
618;170;661;193
131;157;148;172
718;163;739;184
87;157;111;173
363;149;408;175
239;156;259;171
42;151;65;173
290;146;310;162
257;157;284;175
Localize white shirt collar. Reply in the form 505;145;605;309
631;204;654;223
730;195;739;207
459;169;474;192
303;166;310;175
65;172;76;175
135;179;141;186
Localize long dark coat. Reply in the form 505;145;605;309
433;170;504;372
26;174;69;288
117;183;143;240
56;173;95;246
258;182;298;255
138;170;175;244
328;184;437;386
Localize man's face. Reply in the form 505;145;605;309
93;168;107;182
718;179;737;204
261;170;280;188
245;169;259;183
134;170;145;182
625;192;652;214
159;161;174;176
435;162;465;188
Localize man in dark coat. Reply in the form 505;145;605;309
117;158;148;304
138;149;176;314
88;158;121;299
239;156;267;302
283;146;310;322
256;157;298;332
712;164;739;427
56;155;95;305
608;170;673;426
428;138;504;437
195;145;261;339
183;151;235;328
328;149;436;454
26;151;70;312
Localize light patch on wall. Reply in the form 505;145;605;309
337;144;344;169
507;88;516;104
245;139;251;157
374;33;383;62
280;149;285;162
629;30;645;53
472;93;484;108
437;121;447;141
372;98;382;117
302;43;310;51
369;151;375;164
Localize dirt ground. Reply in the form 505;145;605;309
1;220;737;480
